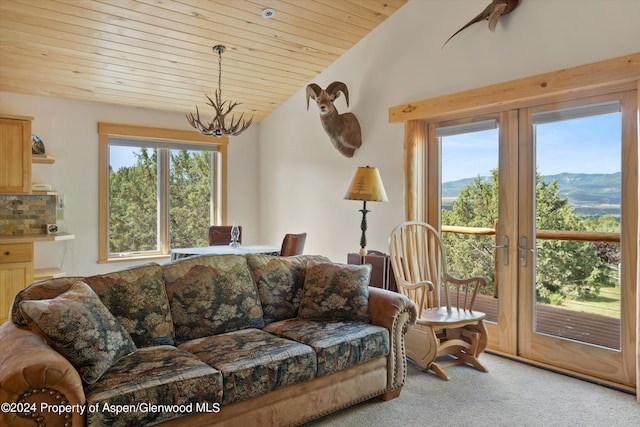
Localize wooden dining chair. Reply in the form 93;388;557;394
279;233;307;256
388;221;488;380
208;225;242;246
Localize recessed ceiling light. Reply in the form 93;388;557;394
261;8;276;19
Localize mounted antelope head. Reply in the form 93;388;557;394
306;81;362;158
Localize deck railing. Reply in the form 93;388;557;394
440;223;621;349
441;224;620;243
441;223;620;294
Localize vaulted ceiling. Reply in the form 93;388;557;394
0;0;408;122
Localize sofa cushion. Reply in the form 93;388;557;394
84;263;175;347
85;345;223;427
246;254;331;324
264;318;390;376
298;262;371;322
162;254;265;343
179;328;317;404
19;281;137;384
10;276;82;326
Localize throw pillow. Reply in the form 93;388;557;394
246;254;331;324
10;276;81;326
298;262;372;322
84;263;175;347
19;281;137;384
162;254;265;343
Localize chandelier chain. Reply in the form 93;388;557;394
217;48;222;102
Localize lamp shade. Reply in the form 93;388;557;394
344;166;388;202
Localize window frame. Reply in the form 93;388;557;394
98;122;228;263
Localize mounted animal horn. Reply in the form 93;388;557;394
326;81;350;106
306;83;322;110
306;81;362;158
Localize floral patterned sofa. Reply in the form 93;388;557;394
0;254;417;427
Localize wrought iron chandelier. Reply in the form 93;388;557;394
187;45;253;137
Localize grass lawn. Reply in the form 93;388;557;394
558;285;621;318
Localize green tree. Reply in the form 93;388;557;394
169;149;212;248
442;170;498;294
108;148;213;254
109;148;158;253
583;214;621;286
442;168;615;304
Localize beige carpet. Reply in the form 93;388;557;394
306;353;639;426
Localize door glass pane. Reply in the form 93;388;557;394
533;105;621;349
169;149;213;248
440;122;499;322
108;145;159;255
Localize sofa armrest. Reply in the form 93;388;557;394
367;287;417;393
0;322;86;427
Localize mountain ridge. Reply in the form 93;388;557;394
442;172;621;216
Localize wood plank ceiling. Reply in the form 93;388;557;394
0;0;407;123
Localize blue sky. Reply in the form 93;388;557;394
441;113;622;183
109;145;142;171
110;114;622;181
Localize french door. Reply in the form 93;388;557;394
434;90;637;388
516;92;637;387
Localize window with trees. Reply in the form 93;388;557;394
98;123;227;262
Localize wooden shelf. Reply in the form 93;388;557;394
31;191;59;196
0;232;74;244
32;154;56;164
3;190;58;196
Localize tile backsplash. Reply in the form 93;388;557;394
0;195;57;236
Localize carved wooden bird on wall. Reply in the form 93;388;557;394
442;0;520;48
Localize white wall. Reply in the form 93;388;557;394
2;0;639;274
258;0;640;263
0;93;260;276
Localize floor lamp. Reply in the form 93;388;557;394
344;166;388;258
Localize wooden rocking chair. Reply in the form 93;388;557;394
388;221;488;380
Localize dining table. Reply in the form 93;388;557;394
170;244;280;261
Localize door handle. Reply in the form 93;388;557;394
520;236;535;267
492;236;509;266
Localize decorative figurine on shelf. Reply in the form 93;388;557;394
31;134;45;154
230;222;240;247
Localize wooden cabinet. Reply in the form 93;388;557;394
0;114;33;194
0;114;74;323
0;242;34;324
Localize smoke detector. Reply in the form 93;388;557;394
261;8;276;19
